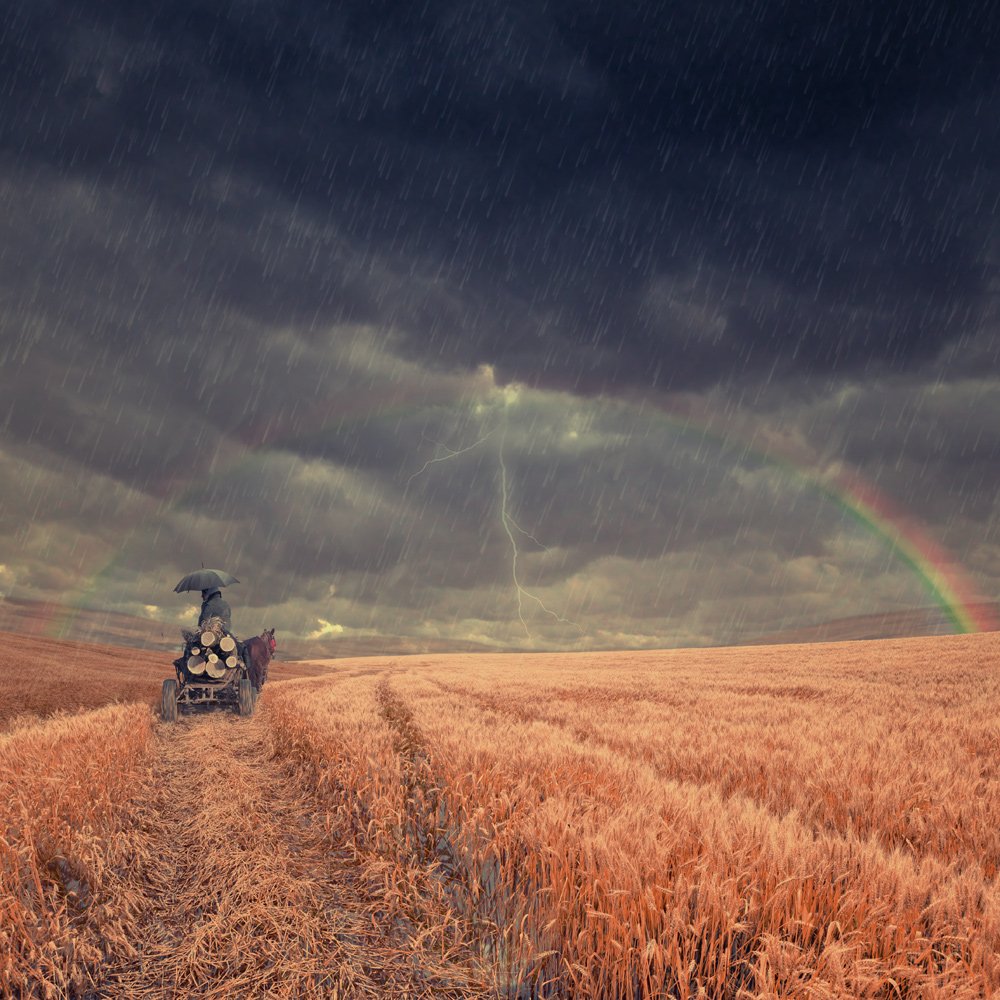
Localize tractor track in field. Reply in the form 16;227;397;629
89;710;488;999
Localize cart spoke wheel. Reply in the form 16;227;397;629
161;678;178;723
238;677;255;717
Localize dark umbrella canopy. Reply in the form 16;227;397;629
173;569;240;593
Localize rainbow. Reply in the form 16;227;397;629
640;393;998;635
823;468;996;634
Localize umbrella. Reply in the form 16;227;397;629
173;569;240;594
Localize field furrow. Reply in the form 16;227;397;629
92;711;488;999
270;635;1000;998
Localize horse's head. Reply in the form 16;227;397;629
265;627;276;653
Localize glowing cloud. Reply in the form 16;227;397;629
307;618;344;640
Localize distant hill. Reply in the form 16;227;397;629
3;595;996;660
743;603;1000;645
0;596;497;660
0;596;180;651
0;628;344;728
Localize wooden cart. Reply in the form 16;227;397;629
161;621;256;721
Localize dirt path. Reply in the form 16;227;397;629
92;712;488;999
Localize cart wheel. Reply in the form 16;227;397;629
161;679;178;723
238;677;255;717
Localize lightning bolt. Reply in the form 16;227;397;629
404;429;495;488
497;424;581;637
405;407;582;639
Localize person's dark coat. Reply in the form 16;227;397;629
199;589;233;631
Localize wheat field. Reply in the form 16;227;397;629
0;629;338;730
3;631;999;997
270;633;1000;998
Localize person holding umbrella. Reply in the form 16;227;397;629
173;567;247;674
199;586;233;631
173;568;239;632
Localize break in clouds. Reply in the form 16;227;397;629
0;0;999;650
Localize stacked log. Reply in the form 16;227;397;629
205;659;226;679
179;616;242;680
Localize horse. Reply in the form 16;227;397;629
243;627;276;691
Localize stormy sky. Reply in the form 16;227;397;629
1;0;999;651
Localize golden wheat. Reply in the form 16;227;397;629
5;632;999;997
0;630;170;728
93;712;490;999
1;657;491;997
270;633;1000;998
0;703;154;997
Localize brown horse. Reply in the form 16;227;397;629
243;627;276;691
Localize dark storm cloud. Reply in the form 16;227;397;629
810;378;1000;526
174;451;412;576
1;1;999;648
2;0;999;391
